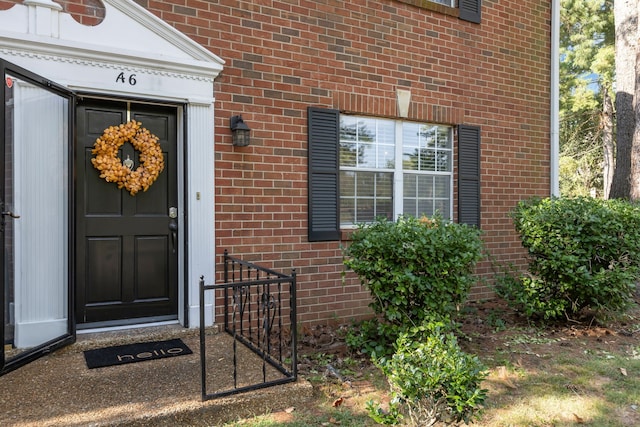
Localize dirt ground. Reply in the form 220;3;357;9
289;294;640;427
457;296;640;367
297;296;640;373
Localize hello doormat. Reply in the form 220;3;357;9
83;338;192;369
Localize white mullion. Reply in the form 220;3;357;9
394;122;404;220
448;127;454;219
356;176;360;224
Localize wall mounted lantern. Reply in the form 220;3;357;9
230;115;251;147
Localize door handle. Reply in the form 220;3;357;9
1;211;20;219
168;219;178;253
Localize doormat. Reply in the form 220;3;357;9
83;338;192;369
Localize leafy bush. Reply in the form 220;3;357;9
368;320;488;426
343;215;483;355
501;196;640;320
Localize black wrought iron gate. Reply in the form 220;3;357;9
199;251;297;400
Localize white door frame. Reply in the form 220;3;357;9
0;0;224;330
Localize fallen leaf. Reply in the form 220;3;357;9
332;397;344;407
620;367;628;376
573;413;585;423
284;407;295;413
329;416;341;425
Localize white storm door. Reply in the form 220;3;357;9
1;58;75;375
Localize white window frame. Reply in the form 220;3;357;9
339;116;453;227
430;0;455;7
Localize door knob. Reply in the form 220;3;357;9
169;219;178;253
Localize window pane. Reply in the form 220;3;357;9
403;147;419;170
340;171;392;226
378;144;394;169
434;200;450;219
403;174;417;197
418;199;434;217
360;142;377;168
421;125;436;148
420;150;436;171
357;199;375;223
419;175;434;198
340;142;357;167
357;118;375;142
340;116;358;167
341;116;358;141
437;127;452;149
404;198;417;217
357;172;375;197
377;172;393;197
434;176;450;198
403;173;451;219
402;124;420;170
340;117;394;169
403;124;452;172
436;152;450;171
376;199;393;221
340;199;355;225
340;171;355;197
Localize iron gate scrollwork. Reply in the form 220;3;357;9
199;250;297;400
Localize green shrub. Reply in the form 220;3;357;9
368;320;488;426
502;196;640;320
343;215;483;355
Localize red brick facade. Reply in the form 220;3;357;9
0;0;552;326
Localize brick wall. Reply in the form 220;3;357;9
3;0;552;326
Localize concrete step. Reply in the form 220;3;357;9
0;325;312;426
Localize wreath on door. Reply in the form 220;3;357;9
91;120;165;196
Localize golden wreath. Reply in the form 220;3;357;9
91;120;165;196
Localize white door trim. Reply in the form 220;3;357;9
0;0;223;329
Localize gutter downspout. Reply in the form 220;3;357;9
550;0;560;196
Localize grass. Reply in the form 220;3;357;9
222;300;640;426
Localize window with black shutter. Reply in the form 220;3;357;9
308;107;341;241
457;124;481;227
308;109;481;237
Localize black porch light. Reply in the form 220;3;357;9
230;115;251;147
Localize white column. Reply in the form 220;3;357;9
186;102;215;327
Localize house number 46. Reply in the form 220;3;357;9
116;72;137;86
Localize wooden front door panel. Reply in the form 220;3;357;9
76;99;178;325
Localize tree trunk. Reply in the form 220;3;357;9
610;0;638;199
632;3;640;201
603;87;615;199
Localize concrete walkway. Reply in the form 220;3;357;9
0;325;312;426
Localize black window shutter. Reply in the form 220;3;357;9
308;107;340;241
458;125;480;227
459;0;481;24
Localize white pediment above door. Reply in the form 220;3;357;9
0;0;224;102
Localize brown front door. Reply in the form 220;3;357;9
75;99;178;326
